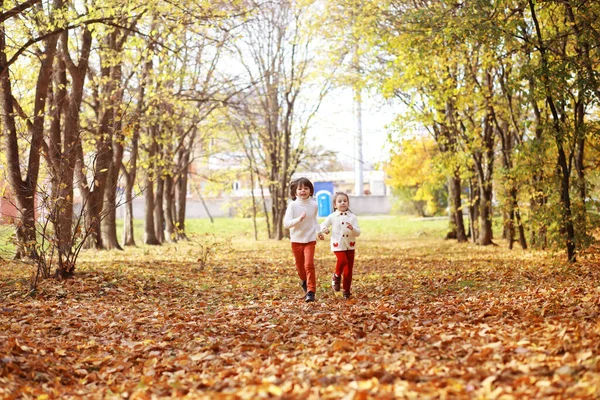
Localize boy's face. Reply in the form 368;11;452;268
335;195;349;211
296;184;311;200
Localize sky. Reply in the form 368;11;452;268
309;87;398;169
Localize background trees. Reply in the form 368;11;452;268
2;0;600;273
230;0;331;239
350;0;600;261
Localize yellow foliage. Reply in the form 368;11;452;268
385;136;438;188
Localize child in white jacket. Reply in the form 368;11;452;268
320;192;361;299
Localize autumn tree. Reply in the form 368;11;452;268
335;0;600;260
350;0;471;242
0;0;63;259
233;0;331;240
385;137;446;217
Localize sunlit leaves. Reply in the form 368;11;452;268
385;136;446;216
2;222;600;397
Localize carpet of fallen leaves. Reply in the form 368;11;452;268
2;232;600;399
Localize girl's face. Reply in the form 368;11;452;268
335;195;349;212
296;184;311;200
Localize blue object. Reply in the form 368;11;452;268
314;181;334;195
316;190;332;217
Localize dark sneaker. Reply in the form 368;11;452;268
331;274;341;291
343;291;351;299
301;280;307;293
305;291;315;302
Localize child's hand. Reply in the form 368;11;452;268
299;212;306;221
346;223;353;230
317;233;325;240
322;227;330;235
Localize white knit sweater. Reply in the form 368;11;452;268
283;198;320;243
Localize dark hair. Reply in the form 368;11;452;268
289;177;314;200
332;192;351;211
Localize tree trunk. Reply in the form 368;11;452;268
101;30;126;250
529;0;576;261
0;61;37;259
557;144;576;261
510;187;527;249
81;134;112;250
121;56;148;247
143;175;160;245
122;170;136;246
163;175;176;243
0;14;59;259
80;34;118;250
496;115;527;250
176;150;190;240
473;159;492;246
516;205;527;250
154;176;165;243
260;183;271;236
270;181;287;240
527;82;547;250
448;170;467;242
50;27;92;277
478;184;494;246
574;100;586;236
506;195;515;250
249;167;259;241
101;156;123;250
468;178;479;244
144;133;160;245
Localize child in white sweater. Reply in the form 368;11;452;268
283;177;324;302
320;192;361;299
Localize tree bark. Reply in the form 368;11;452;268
529;0;576;261
154;174;165;244
472;113;495;246
163;175;176;243
80;32;121;250
0;12;59;259
102;29;128;251
176;148;190;240
448;171;467;242
121;57;149;247
468;177;479;244
122;171;136;246
54;27;92;276
143;130;160;245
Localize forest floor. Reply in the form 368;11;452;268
2;217;600;399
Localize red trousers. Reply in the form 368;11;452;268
335;250;355;293
291;241;317;292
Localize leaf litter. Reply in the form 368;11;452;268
1;237;600;399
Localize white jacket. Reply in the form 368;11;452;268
320;210;361;251
283;198;320;243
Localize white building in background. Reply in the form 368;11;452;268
290;170;391;217
292;170;390;196
117;162;392;219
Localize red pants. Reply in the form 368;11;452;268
335;250;355;293
291;241;317;292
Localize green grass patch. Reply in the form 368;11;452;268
114;214;450;245
0;225;15;258
357;215;448;239
115;217;271;244
1;214;450;258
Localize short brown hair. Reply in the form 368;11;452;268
289;177;314;200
